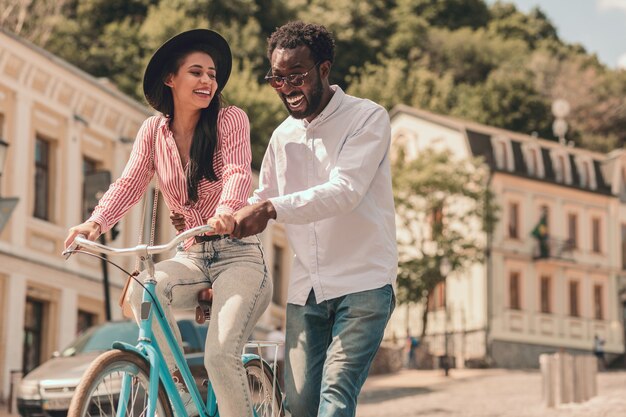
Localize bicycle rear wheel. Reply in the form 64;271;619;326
245;359;284;417
68;349;173;417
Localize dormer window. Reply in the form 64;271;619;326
575;156;597;189
492;135;513;171
551;150;572;184
522;143;544;177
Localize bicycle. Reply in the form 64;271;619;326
63;224;284;417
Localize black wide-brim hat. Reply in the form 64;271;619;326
143;29;232;112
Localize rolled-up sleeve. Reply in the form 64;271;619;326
215;107;252;215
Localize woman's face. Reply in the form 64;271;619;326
165;51;218;111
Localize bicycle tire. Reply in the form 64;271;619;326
245;359;284;417
68;349;173;417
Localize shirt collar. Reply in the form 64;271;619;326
301;85;344;128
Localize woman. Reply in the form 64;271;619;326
63;29;271;417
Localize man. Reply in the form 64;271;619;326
232;21;397;417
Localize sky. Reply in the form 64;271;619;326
486;0;626;69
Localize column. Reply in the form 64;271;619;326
1;274;26;401
9;92;32;246
57;288;78;350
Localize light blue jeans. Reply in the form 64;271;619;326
128;235;272;417
284;284;395;417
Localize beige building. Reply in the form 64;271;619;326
388;104;626;368
0;29;290;401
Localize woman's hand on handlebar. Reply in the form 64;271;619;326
64;221;101;249
208;214;235;235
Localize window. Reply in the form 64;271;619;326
428;281;446;311
509;272;521;310
579;161;592;188
540;276;551;314
77;310;96;335
272;245;285;306
23;298;45;374
83;157;97;176
622;224;626;270
592;217;601;254
567;213;578;249
494;140;510;170
34;137;52;220
508;202;519;239
430;204;444;238
593;284;604;320
569;281;580;317
621;169;626;203
528;148;539;176
82;157;98;217
556;154;567;183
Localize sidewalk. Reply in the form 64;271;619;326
357;368;626;417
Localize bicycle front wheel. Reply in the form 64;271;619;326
245;359;284;417
68;349;173;417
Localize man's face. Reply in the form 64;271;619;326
269;46;325;121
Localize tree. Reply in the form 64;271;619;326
224;59;287;168
0;0;70;45
393;148;498;337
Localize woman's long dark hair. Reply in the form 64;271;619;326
151;43;226;203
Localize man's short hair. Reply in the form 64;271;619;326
267;21;335;64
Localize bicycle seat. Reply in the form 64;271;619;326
195;288;213;324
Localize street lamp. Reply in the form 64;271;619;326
551;99;570;145
440;257;452;376
0;138;19;235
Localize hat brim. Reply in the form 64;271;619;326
143;29;232;112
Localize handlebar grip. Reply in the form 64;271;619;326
62;234;87;259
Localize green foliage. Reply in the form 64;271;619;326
224;59;287;168
393;148;499;335
487;2;559;48
453;67;552;137
4;0;625;155
400;0;490;30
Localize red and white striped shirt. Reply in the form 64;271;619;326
88;106;252;249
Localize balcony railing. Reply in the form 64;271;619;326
533;237;576;260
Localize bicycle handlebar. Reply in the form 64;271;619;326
62;224;215;258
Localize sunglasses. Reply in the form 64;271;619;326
265;62;320;89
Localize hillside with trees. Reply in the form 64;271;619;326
2;0;625;165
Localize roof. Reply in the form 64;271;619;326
0;28;151;116
391;104;618;196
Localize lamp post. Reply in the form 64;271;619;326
440;257;452;376
551;99;570;145
0;138;19;234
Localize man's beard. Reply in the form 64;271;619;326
283;73;323;120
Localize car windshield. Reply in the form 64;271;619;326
60;321;138;357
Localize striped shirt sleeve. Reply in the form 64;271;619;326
214;106;252;215
87;116;158;232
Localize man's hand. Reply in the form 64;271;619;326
232;201;277;238
208;214;236;235
170;212;185;233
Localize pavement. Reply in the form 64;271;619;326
1;368;624;417
357;368;626;417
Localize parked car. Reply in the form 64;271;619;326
16;319;209;417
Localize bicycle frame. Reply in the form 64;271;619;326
66;225;270;417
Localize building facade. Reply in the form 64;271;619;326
0;29;291;401
388;104;626;368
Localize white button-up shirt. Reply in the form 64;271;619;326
250;86;397;305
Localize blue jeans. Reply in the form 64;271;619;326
284;285;395;417
128;235;271;417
